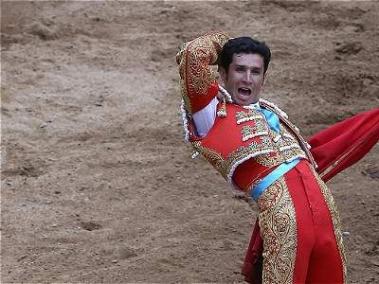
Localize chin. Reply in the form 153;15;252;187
236;97;254;105
235;100;250;106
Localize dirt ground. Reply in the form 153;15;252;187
1;1;379;283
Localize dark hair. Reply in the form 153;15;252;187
218;37;271;73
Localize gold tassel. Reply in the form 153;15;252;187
217;97;227;118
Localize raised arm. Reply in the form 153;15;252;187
176;32;229;115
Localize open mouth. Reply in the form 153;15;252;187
238;87;251;97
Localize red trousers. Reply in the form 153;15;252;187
257;160;345;283
243;108;379;283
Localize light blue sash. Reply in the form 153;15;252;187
251;159;300;200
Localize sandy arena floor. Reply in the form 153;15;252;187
1;1;379;283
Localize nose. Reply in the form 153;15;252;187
243;70;253;83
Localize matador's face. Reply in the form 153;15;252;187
220;53;265;106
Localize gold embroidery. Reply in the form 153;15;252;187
260;100;317;168
241;124;268;142
178;33;229;114
258;177;297;284
283;149;307;161
180;81;192;115
254;126;308;168
225;137;274;177
312;170;347;283
279;144;301;152
188;49;216;95
192;136;276;181
255;154;280;168
283;132;295;140
192;141;228;177
193;105;309;183
236;110;264;124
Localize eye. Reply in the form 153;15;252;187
235;66;245;72
251;69;262;75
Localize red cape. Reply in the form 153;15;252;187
242;108;379;283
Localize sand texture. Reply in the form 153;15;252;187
1;1;379;283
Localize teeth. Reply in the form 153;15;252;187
239;87;251;95
239;88;250;92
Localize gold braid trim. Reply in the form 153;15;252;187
259;100;317;169
236;110;264;125
191;141;228;177
254;124;308;168
192;137;276;181
258;177;297;284
241;124;269;142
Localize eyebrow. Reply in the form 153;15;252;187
235;64;262;70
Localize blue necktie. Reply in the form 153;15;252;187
258;107;281;134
